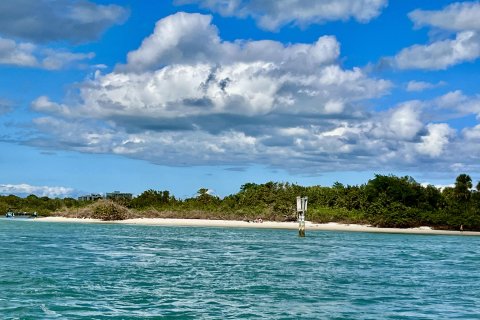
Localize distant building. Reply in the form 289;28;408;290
78;194;103;201
106;191;133;201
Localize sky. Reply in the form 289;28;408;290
1;0;480;198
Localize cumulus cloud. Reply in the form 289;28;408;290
28;12;480;174
29;105;461;173
392;31;480;70
124;13;340;72
0;183;74;198
0;0;128;43
175;0;387;30
463;124;480;140
409;1;480;32
31;116;259;165
26;119;432;175
0;37;94;69
434;90;480;118
385;102;423;140
394;31;480;70
415;123;454;157
32;96;75;116
387;2;480;70
54;12;390;125
0;37;37;67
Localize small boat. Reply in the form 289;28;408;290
4;211;37;218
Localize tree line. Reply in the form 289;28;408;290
1;174;480;230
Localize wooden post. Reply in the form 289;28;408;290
299;213;305;237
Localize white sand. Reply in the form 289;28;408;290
35;216;480;236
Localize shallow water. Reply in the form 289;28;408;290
0;219;479;319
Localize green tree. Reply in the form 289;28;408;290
454;174;472;202
162;190;171;203
195;188;219;205
132;189;172;208
365;174;422;207
197;188;209;197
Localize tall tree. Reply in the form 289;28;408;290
454;174;472;202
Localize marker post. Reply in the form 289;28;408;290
296;196;308;237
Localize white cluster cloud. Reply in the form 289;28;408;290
391;2;480;70
409;2;480;32
0;183;74;198
124;13;340;72
27;12;480;175
434;90;480;118
0;37;37;67
415;123;454;157
386;102;423;140
393;31;480;70
463;124;480;140
31;115;261;167
36;13;390;122
175;0;387;30
0;37;94;69
31;100;463;173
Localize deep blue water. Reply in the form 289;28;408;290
0;219;479;319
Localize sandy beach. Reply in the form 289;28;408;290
34;216;480;236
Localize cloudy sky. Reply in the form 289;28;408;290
1;0;480;198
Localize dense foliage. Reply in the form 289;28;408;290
2;174;480;230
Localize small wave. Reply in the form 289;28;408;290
40;304;61;317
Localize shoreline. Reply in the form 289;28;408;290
33;216;480;236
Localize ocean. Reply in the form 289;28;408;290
1;219;479;319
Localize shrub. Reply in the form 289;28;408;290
91;200;129;221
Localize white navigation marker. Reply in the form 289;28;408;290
296;196;308;237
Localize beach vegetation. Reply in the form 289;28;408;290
1;173;480;230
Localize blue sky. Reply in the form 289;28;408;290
1;0;480;198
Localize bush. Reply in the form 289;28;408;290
309;207;366;224
91;200;129;221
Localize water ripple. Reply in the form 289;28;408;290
1;220;479;319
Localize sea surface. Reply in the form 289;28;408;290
0;219;479;319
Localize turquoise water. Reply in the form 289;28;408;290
1;219;479;319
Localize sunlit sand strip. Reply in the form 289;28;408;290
36;216;480;236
